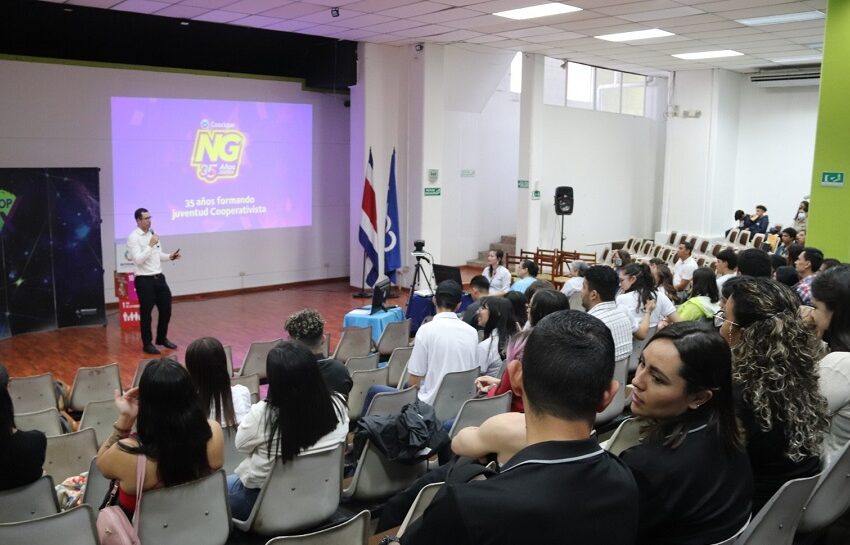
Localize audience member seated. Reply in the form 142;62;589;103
581;265;633;362
812;265;850;464
475;297;518;378
737;248;772;278
672;242;698;296
612;249;632;273
401;311;638;545
794;247;823;306
0;364;46;491
560;260;589;297
649;258;679;304
726;209;746;236
742;205;769;235
616;263;680;340
797;230;807;245
822;258;842;272
407;280;479;405
787;242;804;267
769;253;787;275
227;342;347;520
792;200;808;232
676;267;720;322
504;291;528;331
719;278;827;512
508;260;538;294
524;279;555;309
621;323;753;545
482;250;511;294
284;308;352;397
714;249;738;291
774;227;797;258
774;265;799;289
97;359;224;518
461;275;489;329
186;337;251;427
475;330;530;413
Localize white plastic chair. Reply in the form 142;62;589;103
238;339;282;380
81;457;110;509
264;510;370;545
43;428;98;482
387;347;413;388
397;481;444;537
735;473;821;545
447;392;512;439
628;327;657;373
68;363;122;412
137;470;231;545
14;407;63;436
79;399;119;444
601;417;644;456
332;326;373;363
345;353;379;373
231;373;261;403
0;475;59;523
221;426;246;475
0;504;98;545
348;367;388;420
7;373;56;414
343;440;426;502
595;357;629;425
431;368;479;423
223;344;234;376
132;355;178;387
797;439;850;533
376;319;411;358
232;443;343;536
364;387;418;418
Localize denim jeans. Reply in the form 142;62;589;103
226;473;260;521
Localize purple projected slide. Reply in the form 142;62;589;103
111;97;312;239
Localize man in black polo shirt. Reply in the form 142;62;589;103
402;310;638;545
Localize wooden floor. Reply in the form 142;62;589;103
0;280;389;386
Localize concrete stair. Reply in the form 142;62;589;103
466;235;516;268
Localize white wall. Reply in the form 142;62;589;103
0;59;350;302
733;81;819;228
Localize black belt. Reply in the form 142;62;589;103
137;274;164;279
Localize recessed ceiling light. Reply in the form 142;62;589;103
494;3;582;21
180;21;190;26
770;55;822;64
672;50;743;60
736;11;824;27
595;29;674;42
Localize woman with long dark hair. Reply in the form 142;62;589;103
719;277;828;512
649;258;678;303
676;267;720;321
811;265;850;463
97;359;224;515
0;365;47;490
482;250;511;294
227;341;348;520
621;323;752;544
476;297;519;378
616;263;680;340
186;336;251;428
503;290;528;330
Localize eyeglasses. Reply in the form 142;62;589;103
713;310;740;328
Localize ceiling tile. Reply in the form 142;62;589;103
297;23;347;34
472;20;540;33
261;3;326;17
231;14;282;26
332;27;383;39
392;23;456;36
365;33;408;42
497;25;562;38
263;18;318;29
301;0;362;7
714;2;818;20
154;4;210;16
662;20;742;33
343;0;419;11
523;31;583;42
192;8;247;20
112;0;172;13
693;0;798;11
360;18;426;31
410;7;480;23
595;0;685;16
552;16;635;31
430;28;483;40
220;0;287;14
331;12;397;26
569;0;646;7
442;14;508;28
621;7;705;22
465;33;509;42
295;7;366;22
178;0;234;8
68;0;125;7
379;1;452;17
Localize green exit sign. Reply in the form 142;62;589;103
822;171;845;187
517;179;529;188
424;187;441;196
531;190;541;200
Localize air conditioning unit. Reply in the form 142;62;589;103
749;65;820;88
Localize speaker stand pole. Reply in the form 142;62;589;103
560;214;566;252
352;251;370;298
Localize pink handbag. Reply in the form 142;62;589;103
96;455;146;545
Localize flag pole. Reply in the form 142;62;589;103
353;251;370;298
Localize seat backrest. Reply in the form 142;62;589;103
667;231;677;246
264;510;370;545
79;399;119;445
133;355;178;387
343;440;426;502
321;333;331;359
798;439;850;532
386;347;413;387
223;345;234;376
595;357;628;425
448;392;512;439
736;473;821;545
751;233;765;249
231;373;261;403
0;505;98;545
345;353;379;373
81;457;110;510
239;339;282;379
237;444;343;536
365;387;418;418
221;426;245;475
7;373;56;414
432;368;479;423
727;228;739;244
14;407;63;437
376;319;411;357
737;230;751;247
44;428;98;482
138;470;231;545
397;482;444;537
348;367;388;420
698;239;710;254
628;327;656;372
333;326;373;363
640;240;653;256
68;363;122;412
0;475;59;523
602;417;644;456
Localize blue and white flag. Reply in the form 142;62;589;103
359;149;380;286
384;149;401;284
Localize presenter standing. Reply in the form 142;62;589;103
127;208;181;355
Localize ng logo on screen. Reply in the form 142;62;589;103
0;189;16;233
190;119;246;183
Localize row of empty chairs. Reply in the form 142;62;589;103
505;248;598;289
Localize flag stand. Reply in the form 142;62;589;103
352;251;370;298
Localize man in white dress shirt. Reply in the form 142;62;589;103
673;241;698;295
127;207;181;354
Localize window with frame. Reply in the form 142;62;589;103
543;58;648;117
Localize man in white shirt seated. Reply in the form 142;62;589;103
560;260;589;297
673;241;698;296
715;248;738;292
407;280;479;405
581;266;634;362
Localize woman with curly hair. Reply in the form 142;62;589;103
718;277;828;512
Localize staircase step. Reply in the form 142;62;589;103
490;241;516;255
500;235;516;246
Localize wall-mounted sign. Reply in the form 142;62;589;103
461;169;475;178
517;179;529;188
427;169;439;183
531;190;541;200
822;171;845;187
424;187;441;196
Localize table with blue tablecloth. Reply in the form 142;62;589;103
406;292;473;335
343;306;406;344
